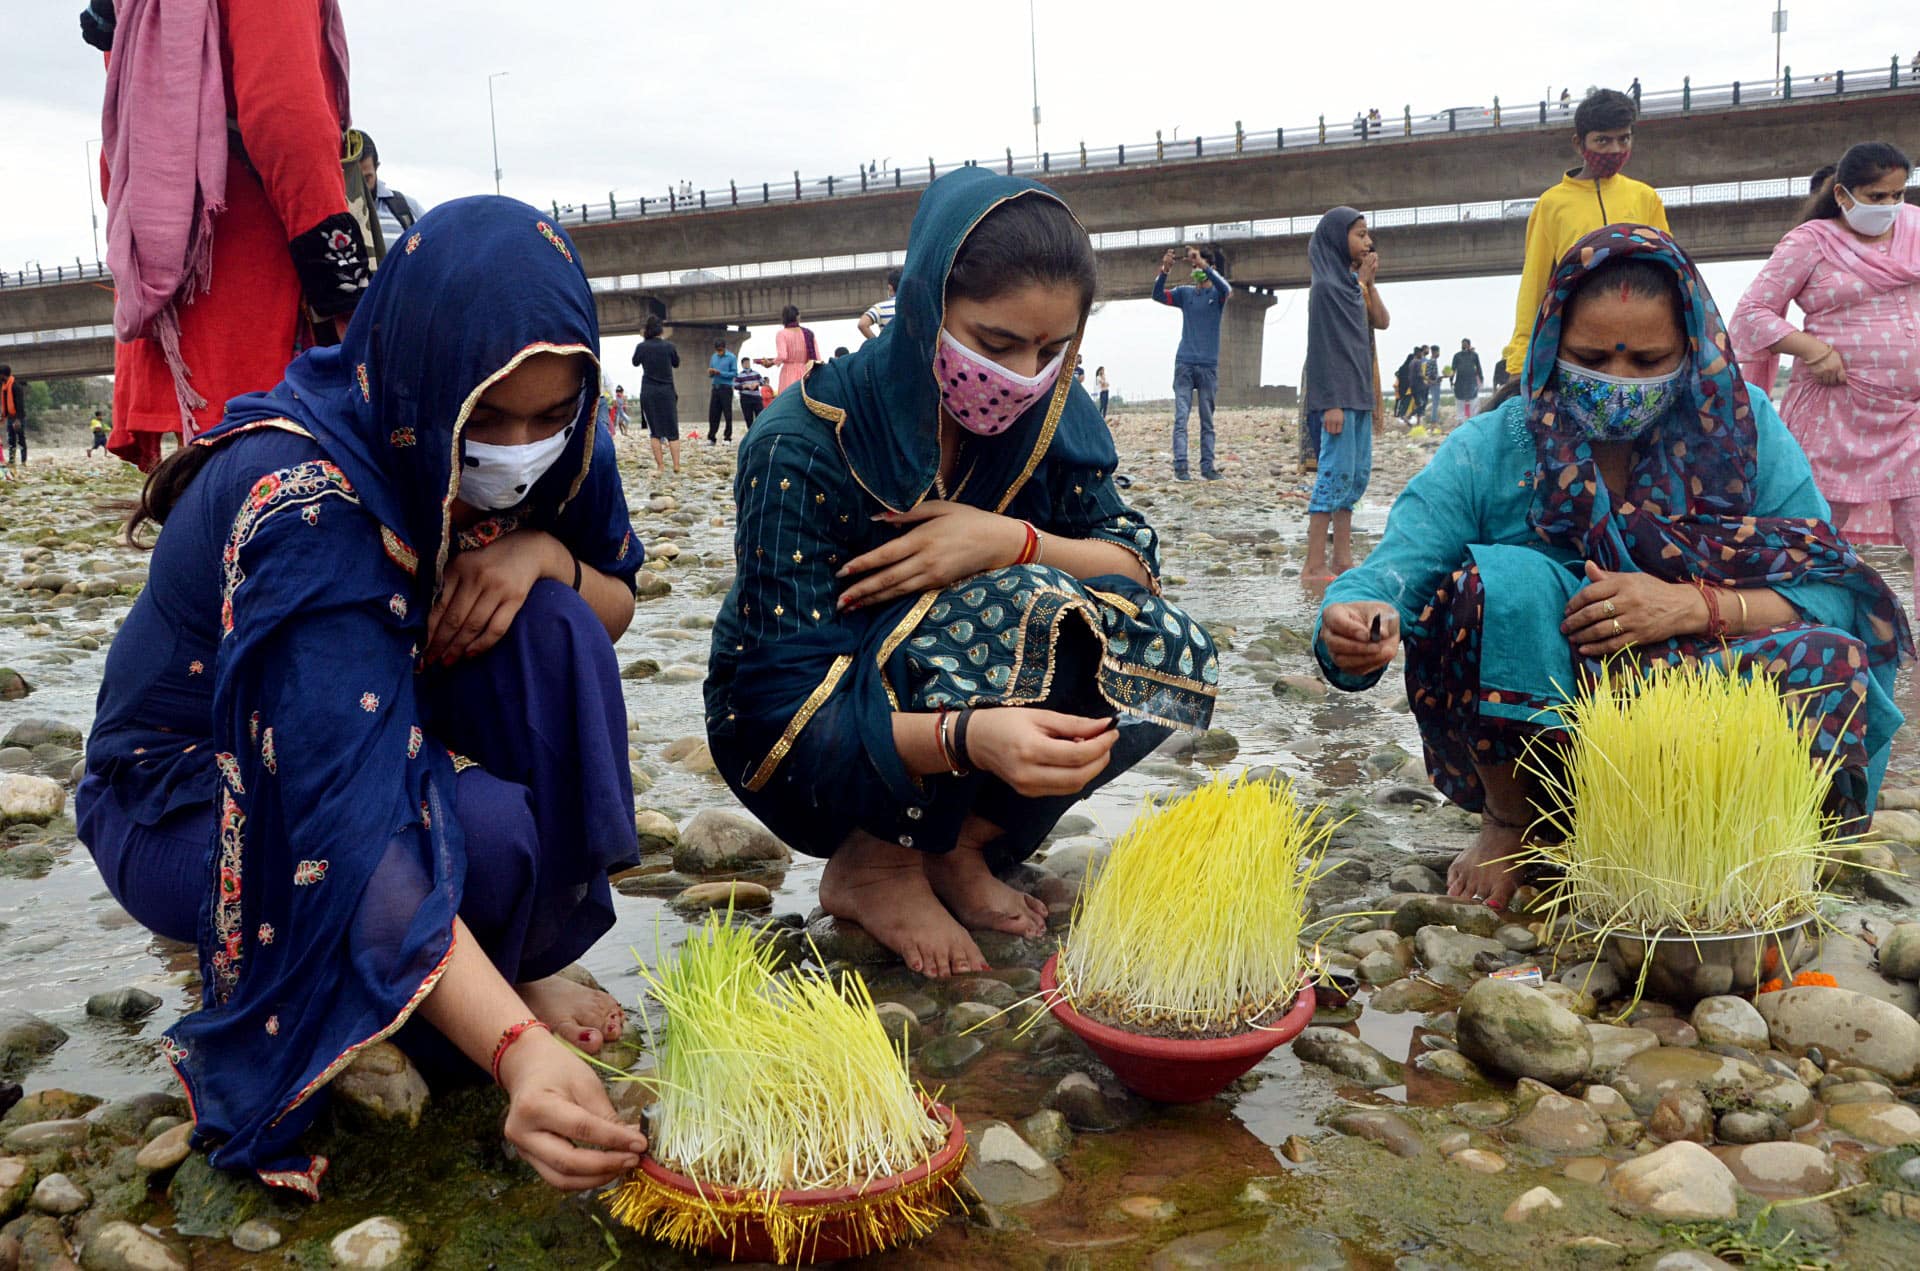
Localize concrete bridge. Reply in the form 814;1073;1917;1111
4;74;1913;405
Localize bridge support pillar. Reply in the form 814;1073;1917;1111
661;322;749;438
1216;287;1274;408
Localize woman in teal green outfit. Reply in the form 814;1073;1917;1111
706;169;1217;977
1317;225;1910;908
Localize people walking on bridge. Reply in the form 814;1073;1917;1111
1303;208;1390;583
1153;245;1231;480
87;0;369;471
1;368;26;467
706;338;738;445
631;315;682;475
858;268;902;340
764;304;821;396
734;353;765;430
1729;142;1920;621
1499;88;1669;379
1450;339;1484;420
705;166;1215;979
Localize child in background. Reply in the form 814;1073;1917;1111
1303;207;1390;582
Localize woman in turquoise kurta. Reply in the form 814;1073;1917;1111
706;169;1217;977
1317;225;1911;908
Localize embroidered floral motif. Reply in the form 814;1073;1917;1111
222;462;359;637
211;789;246;1002
257;922;275;945
188;660;205;676
249;712;260;745
405;232;422;254
455;513;519;553
407;725;423;758
158;1036;189;1065
420;800;433;829
300;505;321;525
535;220;574;262
388;427;416;448
294;860;329;886
389;594;409;620
215;751;246;795
359;691;380;713
265;1015;280;1036
262;727;278;774
355;363;371;403
617;530;632;561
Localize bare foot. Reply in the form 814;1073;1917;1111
819;834;986;978
517;975;624;1054
924;844;1048;940
1446;815;1528;910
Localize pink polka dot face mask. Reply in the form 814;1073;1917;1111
934;329;1065;435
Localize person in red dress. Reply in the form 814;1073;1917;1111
86;0;369;471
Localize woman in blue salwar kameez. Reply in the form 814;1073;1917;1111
706;168;1218;978
77;198;651;1195
1316;225;1910;908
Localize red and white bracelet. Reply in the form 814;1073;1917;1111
490;1018;551;1086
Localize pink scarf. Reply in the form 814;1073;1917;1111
1739;203;1920;398
102;0;349;429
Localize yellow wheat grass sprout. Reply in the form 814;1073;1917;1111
1056;772;1333;1035
604;917;958;1264
1520;658;1855;937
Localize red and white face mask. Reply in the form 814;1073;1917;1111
934;329;1065;436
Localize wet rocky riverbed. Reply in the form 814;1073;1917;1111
3;409;1920;1269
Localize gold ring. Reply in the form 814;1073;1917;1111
1602;599;1617;617
1612;618;1624;637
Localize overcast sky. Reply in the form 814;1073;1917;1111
5;1;1913;401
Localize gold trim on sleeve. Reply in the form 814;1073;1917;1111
743;655;855;792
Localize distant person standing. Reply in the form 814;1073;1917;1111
1303;208;1389;582
352;130;427;265
1073;354;1086;387
631;315;682;475
1391;348;1416;421
1094;366;1110;418
763;305;820;395
91;408;111;454
733;353;765;430
1500;88;1669;378
1407;345;1431;421
1;367;25;466
1449;339;1483;420
856;268;901;340
1421;345;1441;422
706;338;738;445
1152;244;1231;480
611;385;629;435
1730;141;1920;617
86;0;369;470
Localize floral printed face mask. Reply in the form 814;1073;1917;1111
934;329;1065;436
1551;359;1684;441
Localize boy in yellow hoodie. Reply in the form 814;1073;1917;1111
1500;89;1669;376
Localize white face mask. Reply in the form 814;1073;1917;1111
1837;187;1902;238
458;422;575;510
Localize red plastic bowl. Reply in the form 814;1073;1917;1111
1040;954;1316;1103
635;1100;965;1264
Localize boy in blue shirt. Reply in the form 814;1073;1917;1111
706;339;738;444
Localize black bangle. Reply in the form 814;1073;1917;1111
953;708;976;771
570;556;583;592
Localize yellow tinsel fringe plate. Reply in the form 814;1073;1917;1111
604;1100;967;1265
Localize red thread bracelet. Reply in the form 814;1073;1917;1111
1695;580;1727;641
490;1018;550;1085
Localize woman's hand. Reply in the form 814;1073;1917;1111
496;1030;649;1191
1561;561;1707;658
966;709;1118;797
837;502;1025;611
426;528;566;665
1323;408;1345;436
1805;345;1848;387
1320;601;1400;675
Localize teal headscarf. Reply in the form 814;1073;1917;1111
799;166;1116;513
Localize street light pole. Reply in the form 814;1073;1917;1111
1773;2;1786;91
487;71;510;196
1028;0;1041;163
83;139;101;263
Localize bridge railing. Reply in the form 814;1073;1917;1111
533;55;1915;230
